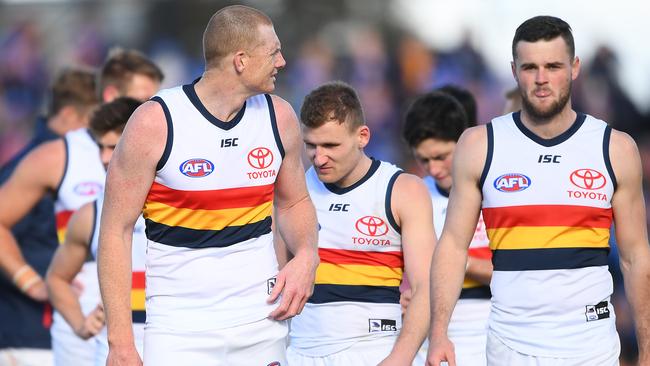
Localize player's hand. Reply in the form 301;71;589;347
426;336;456;366
105;344;142;366
24;280;48;302
400;288;413;314
75;303;105;339
267;249;319;320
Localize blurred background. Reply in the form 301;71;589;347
0;0;647;364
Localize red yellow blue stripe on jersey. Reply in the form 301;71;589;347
482;204;612;271
131;271;146;323
143;182;273;248
309;248;403;304
460;247;492;299
56;210;74;244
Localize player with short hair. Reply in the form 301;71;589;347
98;5;319;366
286;81;435;366
426;15;650;366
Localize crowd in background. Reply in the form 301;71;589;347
1;2;648;364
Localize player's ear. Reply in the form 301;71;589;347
357;125;370;149
234;51;247;73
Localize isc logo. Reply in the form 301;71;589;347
179;158;214;178
493;173;531;192
369;319;397;333
328;203;350;212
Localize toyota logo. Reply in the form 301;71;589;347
355;216;388;237
569;169;606;190
247;147;274;169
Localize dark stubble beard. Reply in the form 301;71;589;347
520;82;572;124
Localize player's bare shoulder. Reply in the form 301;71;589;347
391;172;433;222
115;100;167;159
608;128;642;185
269;95;299;134
14;138;67;189
454;124;489;180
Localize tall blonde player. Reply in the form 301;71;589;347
98;5;318;366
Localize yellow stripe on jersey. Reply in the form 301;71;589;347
131;289;145;311
315;262;402;287
57;228;66;245
487;226;610;250
143;200;272;231
463;278;483;289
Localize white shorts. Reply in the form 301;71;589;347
287;336;396;366
143;318;287;366
487;331;620;366
0;348;53;366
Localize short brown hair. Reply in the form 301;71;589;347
300;81;365;130
99;48;164;97
512;16;574;60
202;5;273;68
89;97;141;138
49;67;99;117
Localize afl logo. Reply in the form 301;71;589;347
570;169;606;190
355;216;389;237
494;173;531;192
247;147;274;169
179;158;214;178
266;362;281;366
73;182;102;196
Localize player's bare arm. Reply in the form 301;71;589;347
98;101;165;365
608;129;650;364
427;126;487;366
0;139;65;301
465;257;492;285
267;95;319;321
381;173;435;365
46;201;104;339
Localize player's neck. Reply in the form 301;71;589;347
194;72;251;123
519;104;577;139
335;154;373;189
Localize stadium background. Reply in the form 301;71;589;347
0;1;647;364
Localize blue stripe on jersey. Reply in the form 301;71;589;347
265;94;285;159
492;247;609;271
144;217;272;248
459;285;491;299
132;310;146;324
385;171;402;234
308;284;400;304
151;96;174;171
603;126;617;190
479;122;493;190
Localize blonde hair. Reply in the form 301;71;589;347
202;5;273;68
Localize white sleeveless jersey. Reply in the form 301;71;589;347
142;82;283;331
424;176;491;355
481;112;617;356
55;128;105;243
290;159;403;356
52;127;105;364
